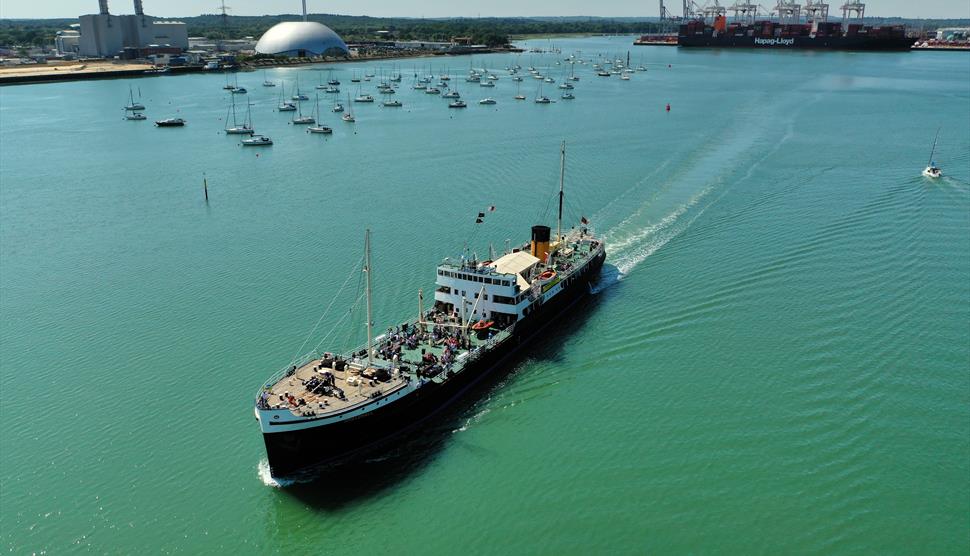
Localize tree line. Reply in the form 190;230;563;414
0;15;666;49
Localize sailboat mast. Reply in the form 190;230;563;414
364;229;374;368
928;127;940;166
557;141;565;243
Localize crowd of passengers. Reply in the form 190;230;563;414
371;311;496;377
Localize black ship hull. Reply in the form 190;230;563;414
262;250;606;477
678;34;913;51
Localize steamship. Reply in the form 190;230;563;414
254;143;607;477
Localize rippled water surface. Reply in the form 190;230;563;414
2;37;968;554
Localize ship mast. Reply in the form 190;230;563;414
364;228;374;368
557;140;565;244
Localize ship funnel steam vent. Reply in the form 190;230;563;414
531;225;551;261
99;0;109;14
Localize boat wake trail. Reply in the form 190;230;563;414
590;96;801;294
258;458;298;488
608;185;715;278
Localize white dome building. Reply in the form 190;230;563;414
255;21;349;57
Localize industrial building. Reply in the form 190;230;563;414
254;2;349;57
78;0;188;58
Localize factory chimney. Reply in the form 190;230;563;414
133;0;144;15
99;0;109;14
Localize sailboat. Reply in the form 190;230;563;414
382;90;403;107
534;81;551;104
342;94;356;122
307;94;333;134
922;128;943;178
225;93;254;134
262;70;276;87
223;72;236;90
354;84;374;103
278;81;297;111
327;70;340;86
292;93;315;125
291;76;309;101
124;85;145;111
514;80;526;100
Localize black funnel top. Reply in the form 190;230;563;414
531;225;551;242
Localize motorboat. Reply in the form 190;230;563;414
125;112;147;120
479;98;497;105
514;94;526;100
241;135;272;146
332;103;344;113
232;87;248;94
534;96;551;104
561;92;575;100
448;100;467;108
425;88;441;95
383;99;403;107
480;81;495;88
155;118;185;127
354;94;375;102
443;91;460;99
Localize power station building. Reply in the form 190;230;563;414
78;0;188;58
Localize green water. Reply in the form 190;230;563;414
2;37;968;554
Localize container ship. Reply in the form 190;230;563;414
651;1;912;51
678;16;911;50
254;143;606;477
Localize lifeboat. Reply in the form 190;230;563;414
537;269;557;281
471;320;494;331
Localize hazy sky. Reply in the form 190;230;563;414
1;0;967;20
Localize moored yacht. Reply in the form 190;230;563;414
124;85;145;111
241;134;273;146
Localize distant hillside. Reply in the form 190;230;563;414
2;14;968;49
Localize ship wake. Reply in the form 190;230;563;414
592;97;801;293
